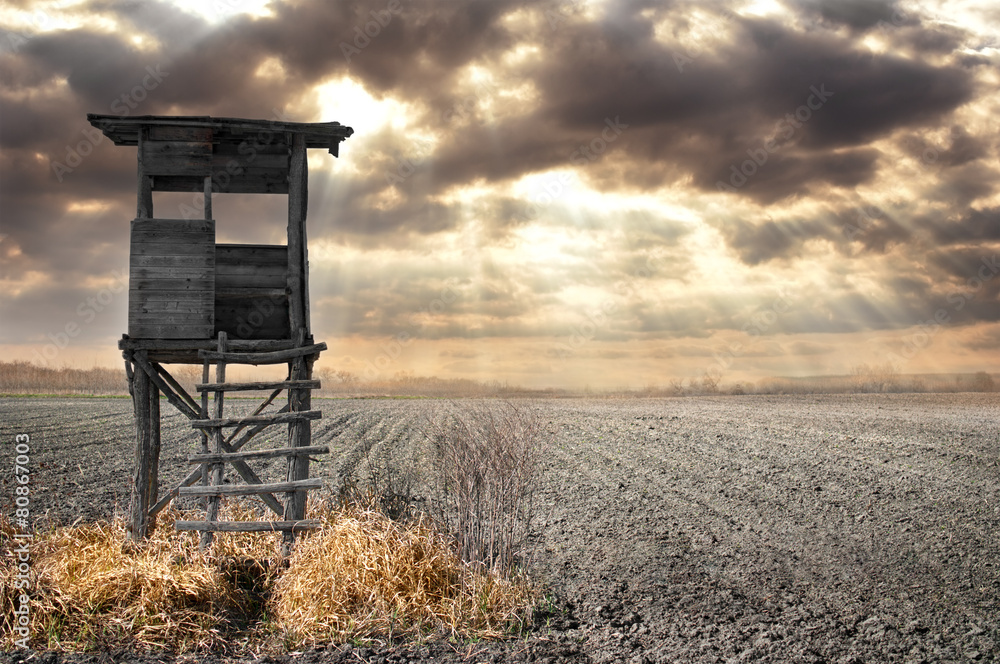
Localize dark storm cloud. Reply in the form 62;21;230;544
0;0;995;350
923;208;1000;246
796;0;905;31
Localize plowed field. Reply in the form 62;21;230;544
2;394;998;663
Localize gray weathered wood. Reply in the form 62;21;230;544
129;357;152;541
128;324;215;341
287;133;308;335
216;288;287;299
217;244;288;265
192;410;321;429
131;242;215;258
153;173;290;195
120;337;300;352
198;342;326;365
148;125;213;142
175;519;321;532
137;127;152;218
187;445;329;464
203;332;227;548
131;353;199;421
147;378;160;530
179;478;322;497
148;487;178;520
203;175;212;220
152;364;201;414
141;140;212;176
131;218;214;237
196;379;320;392
130;218;215;341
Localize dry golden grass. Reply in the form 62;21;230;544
1;507;234;652
0;500;538;654
271;504;537;647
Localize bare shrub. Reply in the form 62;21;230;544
700;374;720;393
850;362;899;393
427;401;544;576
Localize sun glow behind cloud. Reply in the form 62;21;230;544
2;0;999;385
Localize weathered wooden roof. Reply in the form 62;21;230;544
87;114;353;155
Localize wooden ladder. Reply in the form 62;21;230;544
175;331;327;551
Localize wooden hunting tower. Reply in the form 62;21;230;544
87;114;353;548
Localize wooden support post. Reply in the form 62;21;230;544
129;353;152;541
287;133;308;336
199;355;211;513
202;332;227;549
283;330;312;553
147;378;160;531
136;127;152;219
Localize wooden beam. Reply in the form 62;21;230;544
152;362;201;415
203;175;212;219
224;384;287;446
196;379;320;392
203;332;227;549
147;379;160;531
129;357;152;541
175;519;321;533
147;397;293;519
192;410;320;429
225;403;289;449
136;126;152;218
179;479;322;497
131;353;199;420
187;445;329;464
287;132;308;335
198;342;326;365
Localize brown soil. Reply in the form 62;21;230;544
1;393;998;663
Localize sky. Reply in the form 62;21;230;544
1;0;999;390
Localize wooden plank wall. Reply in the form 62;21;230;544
129;218;215;339
215;244;290;340
145;143;290;194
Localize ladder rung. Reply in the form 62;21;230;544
198;342;327;365
192;411;321;429
178;479;323;497
195;379;321;392
187;445;329;464
175;519;321;533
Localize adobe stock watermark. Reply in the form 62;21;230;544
672;8;738;73
362;278;462;380
10;434;33;649
886;255;999;370
705;290;795;379
52;64;170;182
843;202;885;242
3;9;54;53
340;0;409;63
441;78;499;125
31;269;128;367
552;253;666;358
716;84;834;193
520;116;628;220
545;0;585;30
176;107;299;219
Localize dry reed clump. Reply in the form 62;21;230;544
427;400;544;575
270;503;538;647
0;507;234;652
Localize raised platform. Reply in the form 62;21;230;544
118;335;323;364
